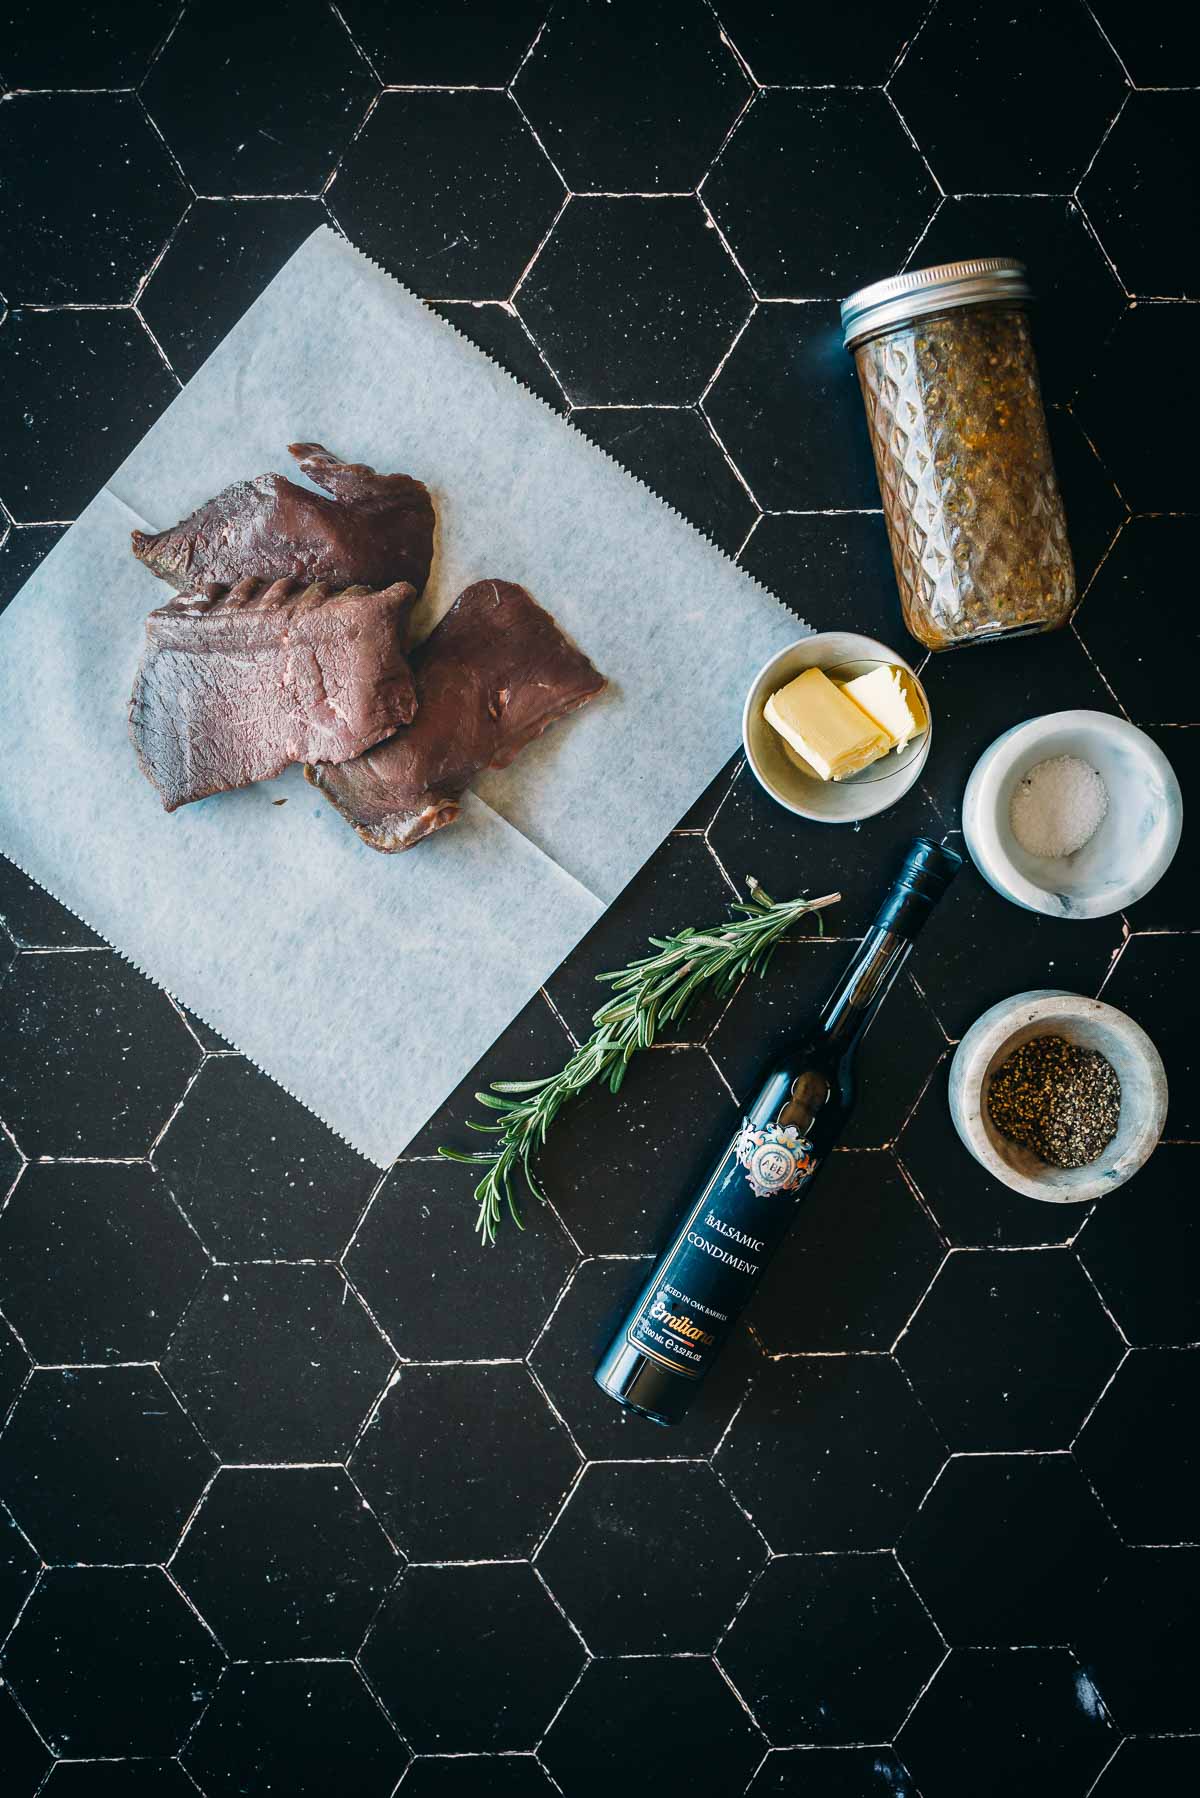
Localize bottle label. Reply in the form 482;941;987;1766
626;1121;819;1380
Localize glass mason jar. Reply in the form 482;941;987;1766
841;260;1075;651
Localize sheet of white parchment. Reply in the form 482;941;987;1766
0;227;805;1165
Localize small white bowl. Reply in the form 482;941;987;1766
962;710;1182;919
949;990;1168;1204
742;632;931;824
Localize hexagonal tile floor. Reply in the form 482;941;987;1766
0;3;1194;1792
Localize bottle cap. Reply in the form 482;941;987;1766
840;259;1032;351
874;836;963;937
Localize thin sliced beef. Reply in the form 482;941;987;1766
130;577;419;812
130;442;435;597
306;579;606;853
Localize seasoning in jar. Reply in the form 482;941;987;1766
987;1033;1120;1169
841;260;1075;651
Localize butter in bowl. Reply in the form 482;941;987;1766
743;632;932;823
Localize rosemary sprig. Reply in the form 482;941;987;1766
440;878;840;1244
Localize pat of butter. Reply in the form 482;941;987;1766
764;667;891;782
837;664;926;753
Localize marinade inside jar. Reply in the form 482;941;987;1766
855;304;1075;649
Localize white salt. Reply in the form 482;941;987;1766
1010;754;1110;859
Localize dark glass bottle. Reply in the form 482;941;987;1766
595;837;962;1425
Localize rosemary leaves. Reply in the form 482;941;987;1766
440;880;840;1242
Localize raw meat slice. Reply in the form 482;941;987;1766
130;577;419;813
130;442;435;597
306;579;606;853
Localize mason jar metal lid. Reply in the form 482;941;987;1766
840;259;1033;350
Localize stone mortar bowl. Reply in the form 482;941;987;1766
949;989;1168;1203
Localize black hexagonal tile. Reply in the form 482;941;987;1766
0;1367;212;1566
1089;1736;1200;1797
709;940;944;1147
719;1553;943;1745
910;197;1126;407
3;1566;221;1757
0;1163;206;1365
516;197;750;404
899;1453;1119;1646
1082;1547;1200;1732
184;1662;406;1798
329;92;563;300
0;310;177;523
705;91;936;300
1086;2;1200;85
747;1153;944;1353
547;834;736;1045
1074;1146;1200;1345
889;1;1126;194
139;198;329;383
896;1648;1114;1798
345;1157;575;1361
573;407;757;556
703;303;879;511
1075;517;1193;724
1076;1349;1200;1545
898;1057;1087;1248
537;1462;766;1654
1046;405;1125;595
0;1505;38;1642
399;1764;555;1798
0;952;199;1158
720;0;923;84
539;1047;737;1253
0;0;176;84
0;1316;29;1427
42;1764;198;1796
541;1657;763;1798
906;862;1123;1049
715;1355;945;1551
528;1256;760;1461
142;0;374;195
171;1466;397;1658
0;526;67;617
362;1563;584;1753
349;1363;577;1560
746;1748;916;1797
1102;936;1196;1139
177;1005;234;1055
1074;304;1193;514
1082;94;1199;299
0;859;101;950
154;1055;377;1261
0;94;186;306
162;1264;393;1462
515;0;746;192
706;769;947;944
403;988;572;1159
335;0;544;84
0;1683;50;1798
430;302;567;412
738;510;920;653
895;1250;1122;1451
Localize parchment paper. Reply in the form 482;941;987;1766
0;227;805;1165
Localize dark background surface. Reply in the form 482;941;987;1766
0;2;1196;1794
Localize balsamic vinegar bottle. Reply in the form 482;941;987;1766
595;837;962;1425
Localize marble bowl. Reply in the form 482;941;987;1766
949;990;1168;1203
962;709;1182;919
742;632;931;824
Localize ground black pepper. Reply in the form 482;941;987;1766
987;1033;1121;1170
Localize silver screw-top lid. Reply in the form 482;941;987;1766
840;258;1033;350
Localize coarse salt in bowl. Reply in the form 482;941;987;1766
962;710;1183;920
